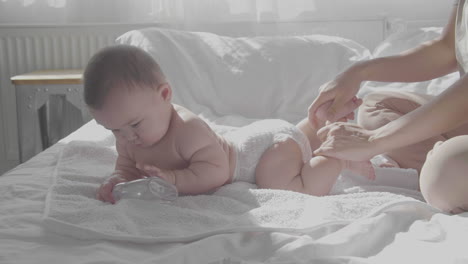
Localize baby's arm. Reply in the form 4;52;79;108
141;120;230;195
96;140;142;203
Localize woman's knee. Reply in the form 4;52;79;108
420;136;468;213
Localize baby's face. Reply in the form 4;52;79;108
91;84;172;148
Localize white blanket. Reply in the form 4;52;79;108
43;133;440;243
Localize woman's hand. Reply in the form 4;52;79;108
314;122;381;161
308;67;364;128
314;96;362;125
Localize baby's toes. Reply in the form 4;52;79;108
345;160;375;180
379;162;397;168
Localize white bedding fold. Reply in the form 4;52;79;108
43;138;438;243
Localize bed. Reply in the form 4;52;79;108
1;18;468;264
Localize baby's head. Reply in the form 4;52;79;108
84;45;173;147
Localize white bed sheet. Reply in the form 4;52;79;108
2;23;468;264
2;120;468;264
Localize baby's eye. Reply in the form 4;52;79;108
131;121;141;128
112;129;120;133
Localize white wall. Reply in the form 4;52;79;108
302;0;452;21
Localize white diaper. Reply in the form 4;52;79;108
223;119;312;183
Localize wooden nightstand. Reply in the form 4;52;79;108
11;69;91;162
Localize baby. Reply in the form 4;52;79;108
84;45;373;204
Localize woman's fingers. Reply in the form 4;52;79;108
325;97;345;121
315;100;333;121
317;122;347;143
313;144;335;157
314;122;378;161
328;96;362;122
308;88;335;127
313;96;362;128
317;122;362;140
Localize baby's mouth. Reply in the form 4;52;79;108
132;140;142;146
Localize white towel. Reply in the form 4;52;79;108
43;138;435;243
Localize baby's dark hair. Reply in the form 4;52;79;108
83;45;165;109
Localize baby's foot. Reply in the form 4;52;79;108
342;160;376;180
379;162;398;168
371;154;400;168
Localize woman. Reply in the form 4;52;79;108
308;0;468;214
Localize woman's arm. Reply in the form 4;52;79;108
309;5;458;123
371;74;468;154
354;8;457;83
314;74;468;161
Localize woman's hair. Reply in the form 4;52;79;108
83;45;165;109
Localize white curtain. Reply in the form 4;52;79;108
0;0;451;25
0;0;318;24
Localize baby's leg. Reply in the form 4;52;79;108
256;98;375;195
255;138;305;191
255;137;342;196
255;128;374;196
293;155;343;196
296;116;375;179
358;91;444;172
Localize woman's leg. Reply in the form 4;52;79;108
420;136;468;213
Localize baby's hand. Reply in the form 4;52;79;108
136;163;176;185
96;173;128;204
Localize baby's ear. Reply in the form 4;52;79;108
157;83;172;102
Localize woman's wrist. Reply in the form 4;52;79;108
368;126;394;156
348;60;372;82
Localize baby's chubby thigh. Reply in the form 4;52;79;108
255;137;305;190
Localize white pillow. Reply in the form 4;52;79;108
117;28;370;125
373;26;442;57
359;25;458;98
